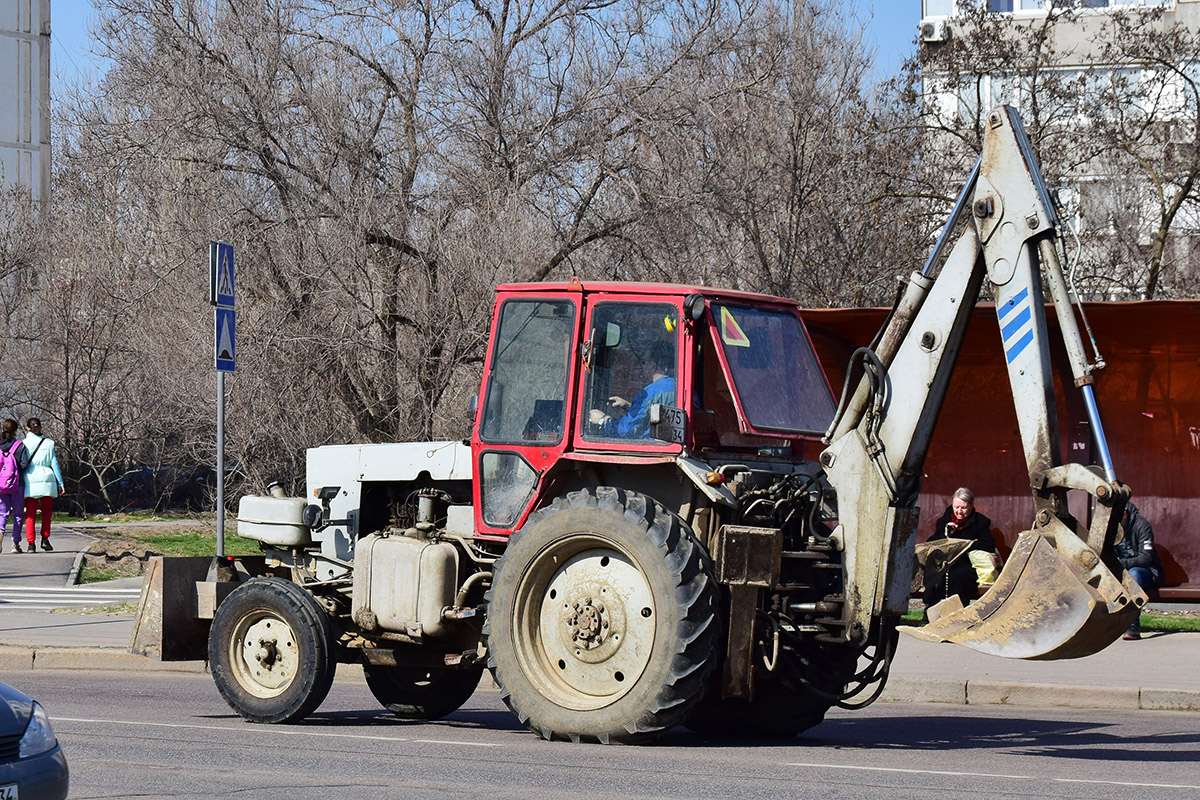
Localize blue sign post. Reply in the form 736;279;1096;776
209;241;236;556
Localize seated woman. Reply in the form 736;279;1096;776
922;487;1000;611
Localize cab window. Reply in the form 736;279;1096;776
713;304;835;434
583;302;679;442
480;300;575;444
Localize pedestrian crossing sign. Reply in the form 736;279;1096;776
215;307;236;372
210;241;235;307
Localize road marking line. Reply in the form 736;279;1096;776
56;717;502;747
786;762;1200;791
1054;778;1200;790
788;763;1031;779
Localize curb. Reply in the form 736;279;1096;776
878;676;1200;712
1;646;1196;712
0;646;208;674
65;550;86;587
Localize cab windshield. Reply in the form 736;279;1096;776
712;303;835;435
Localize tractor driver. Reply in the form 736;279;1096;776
588;341;675;439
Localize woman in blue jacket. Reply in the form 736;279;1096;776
22;418;64;552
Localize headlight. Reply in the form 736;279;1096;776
19;701;58;758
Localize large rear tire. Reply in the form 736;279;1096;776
362;662;484;721
209;577;338;724
485;487;717;743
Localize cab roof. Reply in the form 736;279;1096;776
496;280;799;308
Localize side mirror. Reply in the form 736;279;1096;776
603;322;622;348
583;324;622;373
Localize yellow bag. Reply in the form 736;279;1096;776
968;550;998;586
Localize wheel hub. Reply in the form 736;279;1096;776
235;616;299;694
256;639;278;666
568;598;605;647
561;591;627;663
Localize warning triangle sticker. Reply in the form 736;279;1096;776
217;314;235;360
719;307;751;347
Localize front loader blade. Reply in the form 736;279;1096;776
899;518;1145;660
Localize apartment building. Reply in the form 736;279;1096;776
917;0;1200;299
0;0;50;208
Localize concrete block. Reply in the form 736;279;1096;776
129;556;214;661
969;680;1140;710
880;676;967;704
1140;688;1200;712
0;648;34;671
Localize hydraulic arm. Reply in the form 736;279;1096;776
820;106;1144;660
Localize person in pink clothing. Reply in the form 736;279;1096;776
22;418;64;552
0;418;30;553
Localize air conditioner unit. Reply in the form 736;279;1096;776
920;20;950;44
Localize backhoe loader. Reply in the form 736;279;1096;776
138;106;1143;743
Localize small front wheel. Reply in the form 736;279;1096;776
362;662;484;720
209;577;338;724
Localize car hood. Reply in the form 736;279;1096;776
0;681;33;734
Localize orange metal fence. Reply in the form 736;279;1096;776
804;300;1200;599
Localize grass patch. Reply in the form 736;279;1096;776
56;510;202;524
79;563;128;583
136;530;262;558
52;601;139;616
1140;613;1200;633
77;524;263;584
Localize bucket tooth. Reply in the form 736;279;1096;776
900;518;1145;660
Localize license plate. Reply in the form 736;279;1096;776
0;782;17;800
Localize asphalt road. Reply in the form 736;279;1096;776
9;669;1200;800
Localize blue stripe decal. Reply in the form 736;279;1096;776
1006;329;1034;364
1001;305;1032;343
999;286;1030;322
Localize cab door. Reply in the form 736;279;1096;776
472;294;579;538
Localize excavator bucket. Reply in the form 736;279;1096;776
899;517;1146;660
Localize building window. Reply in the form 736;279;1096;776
924;0;1168;15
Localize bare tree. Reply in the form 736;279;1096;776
34;0;924;504
916;2;1200;300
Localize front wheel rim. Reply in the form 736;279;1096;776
229;611;300;698
513;535;657;710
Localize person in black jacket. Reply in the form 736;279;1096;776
1117;502;1163;640
922;487;1000;611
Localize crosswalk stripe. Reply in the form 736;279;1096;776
0;603;137;609
0;587;140;594
0;587;141;607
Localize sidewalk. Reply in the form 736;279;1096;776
884;627;1199;711
1;524;1197;712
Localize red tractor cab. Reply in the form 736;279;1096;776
470;280;836;540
